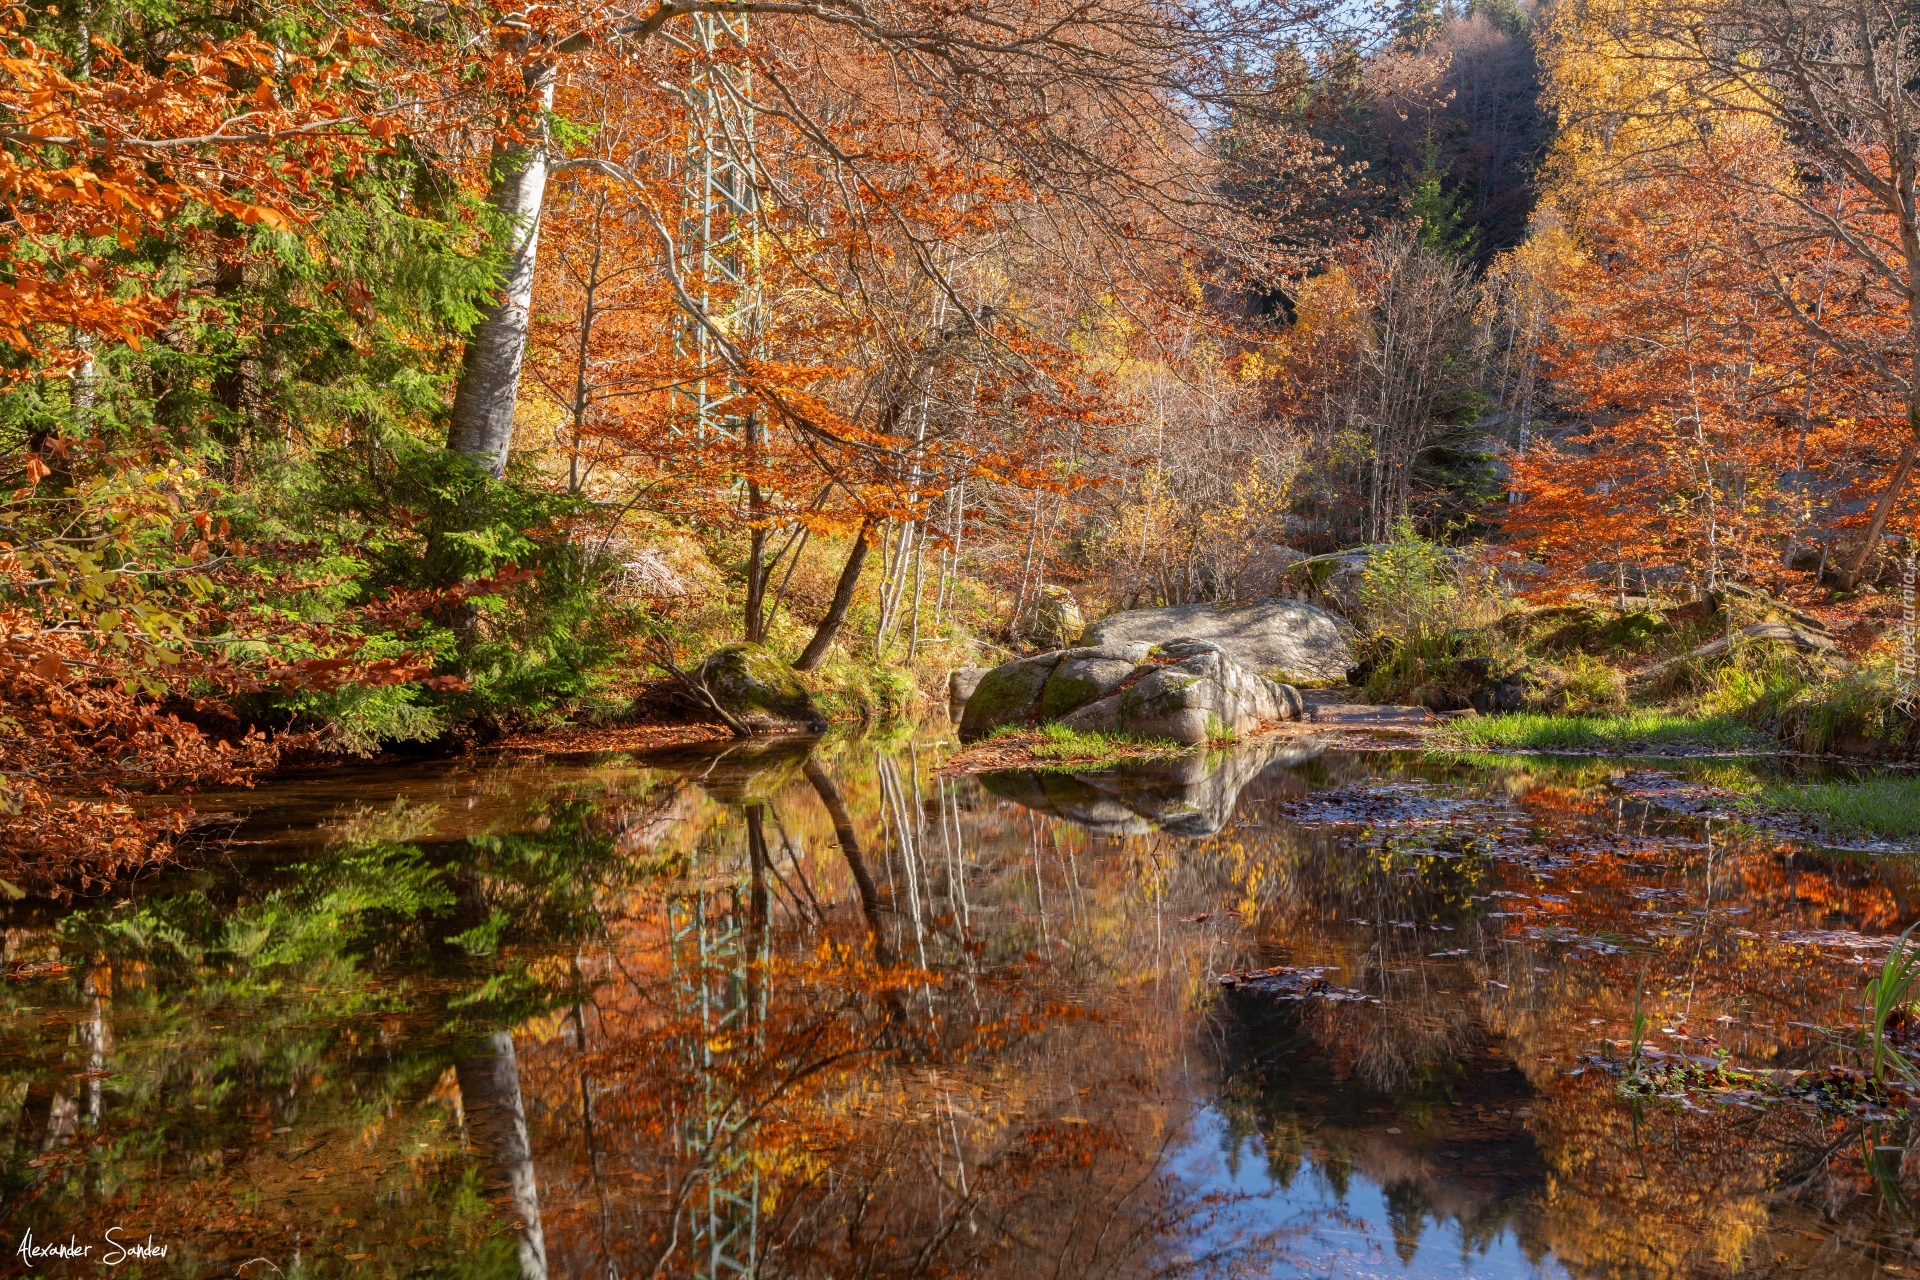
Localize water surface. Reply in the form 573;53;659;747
3;734;1918;1277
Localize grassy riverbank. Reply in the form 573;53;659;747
939;724;1188;774
1739;776;1920;842
1441;711;1759;754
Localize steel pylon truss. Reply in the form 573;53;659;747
668;845;768;1279
670;10;760;439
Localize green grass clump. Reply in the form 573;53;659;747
1030;723;1182;761
1443;710;1757;753
982;722;1185;765
1741;776;1920;841
796;654;917;723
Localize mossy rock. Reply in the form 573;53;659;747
698;643;825;733
1038;656;1135;721
957;654;1062;741
1596;611;1667;649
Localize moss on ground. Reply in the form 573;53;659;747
796;655;917;723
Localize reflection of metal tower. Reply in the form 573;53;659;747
670;10;760;437
669;827;769;1279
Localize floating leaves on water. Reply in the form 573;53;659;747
1216;965;1377;1003
1771;929;1905;951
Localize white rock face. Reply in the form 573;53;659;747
1080;598;1354;683
957;638;1302;746
1055;640;1302;744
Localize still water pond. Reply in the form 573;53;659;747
2;735;1919;1277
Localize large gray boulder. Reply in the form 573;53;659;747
1058;640;1303;744
956;638;1301;746
948;666;990;719
1080;598;1353;684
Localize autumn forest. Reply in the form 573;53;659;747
18;0;1920;1273
6;0;1920;868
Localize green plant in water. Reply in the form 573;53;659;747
1740;776;1920;842
1864;922;1920;1087
1442;709;1756;753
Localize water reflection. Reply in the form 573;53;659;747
1;740;1919;1276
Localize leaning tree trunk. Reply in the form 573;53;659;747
802;759;892;964
1843;427;1920;588
793;518;875;671
447;52;559;478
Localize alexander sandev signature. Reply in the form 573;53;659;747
16;1227;169;1267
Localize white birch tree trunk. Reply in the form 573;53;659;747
448;55;558;478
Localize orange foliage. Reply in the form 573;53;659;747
525;29;1124;568
1507;127;1915;593
0;9;389;368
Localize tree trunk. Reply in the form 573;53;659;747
210;225;246;463
803;758;892;965
1843;435;1920;587
455;1031;549;1280
566;199;605;495
1009;494;1043;644
744;803;770;1014
743;415;769;642
447;54;558;479
793;518;874;671
907;530;927;662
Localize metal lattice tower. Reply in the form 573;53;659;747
670;10;761;437
668;836;769;1279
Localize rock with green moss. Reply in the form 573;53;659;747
1058;639;1301;744
957;653;1064;739
697;644;825;733
958;638;1302;745
949;666;991;713
1038;652;1140;720
1029;586;1085;647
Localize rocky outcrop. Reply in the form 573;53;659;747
948;666;990;718
956;638;1303;746
1079;598;1353;684
697;644;825;733
1027;585;1085;648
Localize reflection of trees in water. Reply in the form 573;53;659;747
10;743;1920;1276
1209;753;1920;1279
520;741;1309;1278
0;790;650;1274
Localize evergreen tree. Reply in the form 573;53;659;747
1405;139;1477;258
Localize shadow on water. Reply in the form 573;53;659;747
3;734;1920;1275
